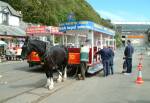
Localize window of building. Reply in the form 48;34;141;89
2;13;8;25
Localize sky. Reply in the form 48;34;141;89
87;0;150;23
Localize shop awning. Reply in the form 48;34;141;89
0;40;7;46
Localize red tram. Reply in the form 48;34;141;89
25;21;116;79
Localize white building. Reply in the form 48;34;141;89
0;1;26;55
0;5;20;26
0;1;25;37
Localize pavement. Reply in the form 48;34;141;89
37;48;150;103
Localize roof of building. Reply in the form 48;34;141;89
112;21;150;25
114;21;150;32
0;1;21;17
120;24;150;32
0;25;26;37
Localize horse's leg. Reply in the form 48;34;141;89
45;68;54;90
62;66;67;81
49;77;54;90
57;69;62;83
45;69;51;88
49;68;54;90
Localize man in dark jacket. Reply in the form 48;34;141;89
96;46;111;77
124;40;134;75
109;47;114;75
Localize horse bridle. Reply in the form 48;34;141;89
23;38;31;55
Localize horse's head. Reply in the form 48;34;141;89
21;37;48;59
21;37;33;59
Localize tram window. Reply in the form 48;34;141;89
110;41;113;45
47;36;51;42
102;41;105;45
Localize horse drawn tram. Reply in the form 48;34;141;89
26;25;63;67
59;21;115;79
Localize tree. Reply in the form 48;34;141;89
101;18;113;29
114;32;122;47
2;0;113;28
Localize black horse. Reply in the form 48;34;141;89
21;37;68;90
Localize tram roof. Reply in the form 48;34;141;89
59;21;115;36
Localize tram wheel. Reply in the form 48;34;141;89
29;63;34;67
67;65;77;77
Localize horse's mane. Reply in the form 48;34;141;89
29;39;68;62
29;39;47;55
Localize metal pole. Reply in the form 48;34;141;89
91;30;94;64
100;33;103;49
52;34;55;45
62;34;64;45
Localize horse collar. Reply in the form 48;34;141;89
42;42;52;61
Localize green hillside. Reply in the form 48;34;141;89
1;0;113;28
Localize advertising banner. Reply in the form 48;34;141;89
26;26;63;35
59;21;115;36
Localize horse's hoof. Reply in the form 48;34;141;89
48;86;54;90
62;78;67;82
63;75;67;80
57;79;62;83
62;79;65;82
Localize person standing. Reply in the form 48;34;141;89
124;40;134;75
109;46;114;75
95;46;111;77
122;57;127;73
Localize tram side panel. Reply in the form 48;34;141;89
27;51;41;67
67;46;99;76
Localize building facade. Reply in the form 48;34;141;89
0;1;26;55
114;21;150;46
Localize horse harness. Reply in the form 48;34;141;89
43;42;55;65
44;42;63;77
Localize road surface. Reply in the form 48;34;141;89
0;48;150;103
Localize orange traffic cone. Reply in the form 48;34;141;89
135;63;144;84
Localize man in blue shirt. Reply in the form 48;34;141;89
124;40;134;75
96;46;111;77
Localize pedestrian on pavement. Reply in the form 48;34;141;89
95;45;111;77
122;57;127;73
109;46;114;75
124;40;134;75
